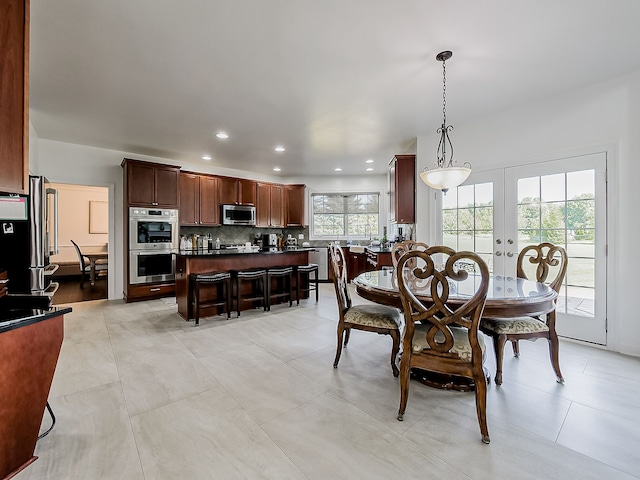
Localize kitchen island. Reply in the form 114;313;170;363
176;248;314;320
0;296;71;479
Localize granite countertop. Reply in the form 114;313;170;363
365;246;393;254
0;295;72;334
178;247;316;257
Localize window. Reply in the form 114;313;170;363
311;193;379;239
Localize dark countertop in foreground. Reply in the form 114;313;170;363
0;296;72;334
178;247;316;257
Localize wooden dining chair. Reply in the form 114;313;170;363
391;240;429;269
396;246;491;443
70;240;108;289
329;244;402;377
480;242;568;385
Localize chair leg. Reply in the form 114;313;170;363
80;271;85;290
333;323;345;368
389;329;400;377
511;340;520;357
473;365;491;444
397;351;411;421
547;312;564;383
288;275;293;307
343;327;351;347
493;333;507;385
314;272;319;302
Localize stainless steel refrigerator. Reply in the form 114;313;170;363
0;176;59;296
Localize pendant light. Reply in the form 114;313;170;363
420;50;471;193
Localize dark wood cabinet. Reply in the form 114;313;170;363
179;172;219;226
239;179;257;205
285;184;306;226
388;154;416;224
365;248;392;270
346;249;368;281
218;177;257;206
123;159;180;208
0;0;29;195
256;183;284;228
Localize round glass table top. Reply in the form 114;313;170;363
353;269;558;318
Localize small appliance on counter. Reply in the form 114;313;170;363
261;233;278;250
285;234;297;247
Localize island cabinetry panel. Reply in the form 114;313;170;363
0;312;64;479
256;183;284;228
180;172;219;226
285;184;306;226
123;158;180;208
0;0;29;195
388;154;416;224
176;251;309;320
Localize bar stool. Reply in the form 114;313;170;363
295;263;319;304
266;266;294;311
189;272;232;326
232;269;268;316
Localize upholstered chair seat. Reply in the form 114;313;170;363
343;304;403;330
481;316;549;335
411;324;486;363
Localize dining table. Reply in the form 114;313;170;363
353;269;558;319
352;269;558;390
83;251;108;287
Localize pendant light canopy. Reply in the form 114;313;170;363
420;50;471;193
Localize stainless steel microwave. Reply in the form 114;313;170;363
222;204;256;225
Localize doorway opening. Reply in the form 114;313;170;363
49;183;109;304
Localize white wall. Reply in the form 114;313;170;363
416;69;640;356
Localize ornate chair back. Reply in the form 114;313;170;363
391;240;429;270
517;242;567;294
329;244;352;314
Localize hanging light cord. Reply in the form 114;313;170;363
436;55;454;169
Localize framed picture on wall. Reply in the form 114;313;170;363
89;201;108;233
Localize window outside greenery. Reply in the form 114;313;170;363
312;193;379;238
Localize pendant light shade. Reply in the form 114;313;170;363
421;51;471;193
420;166;471;192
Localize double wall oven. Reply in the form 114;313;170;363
129;207;178;284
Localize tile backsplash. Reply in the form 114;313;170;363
179;225;308;245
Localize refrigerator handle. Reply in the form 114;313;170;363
47;187;59;255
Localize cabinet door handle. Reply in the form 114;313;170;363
150;288;161;292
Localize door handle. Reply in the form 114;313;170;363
495;251;502;256
506;252;514;257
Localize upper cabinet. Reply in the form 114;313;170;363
388;154;416;224
285;184;306;227
218;177;257;205
123;159;180;208
0;0;29;195
256;183;284;228
179;172;219;226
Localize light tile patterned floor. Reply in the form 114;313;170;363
15;284;640;479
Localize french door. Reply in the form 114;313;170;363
441;152;607;344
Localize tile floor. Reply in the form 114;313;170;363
15;284;640;479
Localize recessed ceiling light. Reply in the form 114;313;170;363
366;168;373;171
275;146;285;152
365;159;374;164
334;168;342;172
216;132;228;139
273;167;281;172
202;155;212;160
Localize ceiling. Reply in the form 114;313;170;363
29;0;640;177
